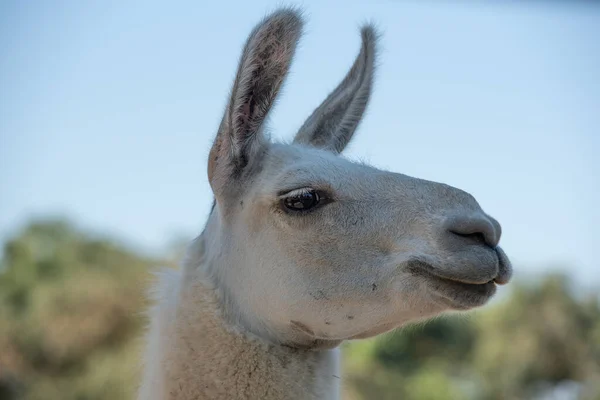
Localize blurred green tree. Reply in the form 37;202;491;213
0;219;161;400
473;274;600;400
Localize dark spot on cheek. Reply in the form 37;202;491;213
290;320;315;336
240;200;244;208
351;217;364;226
346;315;354;320
325;321;331;325
309;290;330;301
372;283;377;291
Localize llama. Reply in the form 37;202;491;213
138;8;512;400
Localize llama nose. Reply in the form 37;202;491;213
444;213;501;248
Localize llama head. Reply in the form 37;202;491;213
203;8;512;348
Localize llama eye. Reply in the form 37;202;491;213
283;189;320;211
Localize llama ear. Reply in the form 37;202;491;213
294;25;377;154
208;9;303;193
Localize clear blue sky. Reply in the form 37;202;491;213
1;1;598;287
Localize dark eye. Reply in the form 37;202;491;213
283;189;321;211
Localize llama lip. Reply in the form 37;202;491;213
407;260;500;309
432;279;497;310
407;246;512;287
407;259;501;286
493;246;512;285
426;271;497;308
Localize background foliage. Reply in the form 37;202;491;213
1;219;599;400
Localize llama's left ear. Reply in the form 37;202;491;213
294;25;377;154
208;9;303;195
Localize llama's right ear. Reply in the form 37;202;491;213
294;26;377;154
208;9;303;195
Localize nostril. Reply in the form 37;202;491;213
445;214;500;248
450;231;487;246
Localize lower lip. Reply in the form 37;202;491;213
435;278;497;308
411;266;498;308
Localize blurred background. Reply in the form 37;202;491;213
1;1;598;399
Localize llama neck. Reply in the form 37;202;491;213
149;259;341;400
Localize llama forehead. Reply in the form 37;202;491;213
255;145;440;208
254;143;392;195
